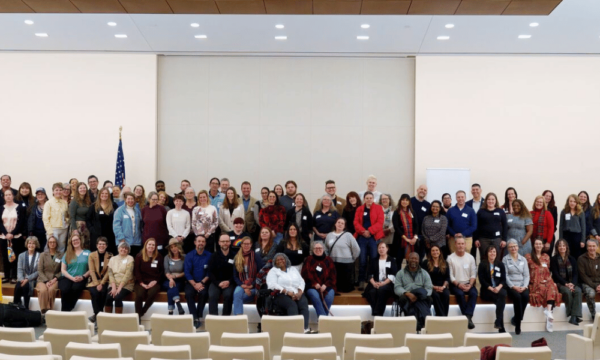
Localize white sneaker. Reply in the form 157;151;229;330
544;309;554;320
546;318;554;332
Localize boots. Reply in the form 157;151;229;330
176;302;185;315
104;306;113;314
115;307;123;314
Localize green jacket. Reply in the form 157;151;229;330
393;267;433;297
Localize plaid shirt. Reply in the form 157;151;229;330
255;260;274;290
259;205;286;233
301;255;336;291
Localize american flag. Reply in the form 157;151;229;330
115;137;126;187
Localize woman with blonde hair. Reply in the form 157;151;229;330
58;234;91;311
233;237;264;315
134;238;163;320
36;235;62;314
163;238;186;315
559;194;586;259
86;187;118;253
191;190;218;253
105;242;134;314
133;185;146;210
531;196;555;255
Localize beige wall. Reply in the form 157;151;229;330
415;55;600;208
0;53;157;194
158;56;415;205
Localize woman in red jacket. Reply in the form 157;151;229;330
531;196;555;254
353;191;384;291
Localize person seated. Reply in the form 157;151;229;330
526;238;561;332
394;252;432;330
207;234;236;316
275;224;309;272
228;217;249;254
422;245;450;317
267;253;311;333
502;239;530;335
105;242;135;314
301;241;336;318
363;242;397;317
478;245;507;333
36;236;62;315
551;239;582;325
447;234;477;329
577;238;600;322
59;234;91;311
14;236;40;309
233;237;264;315
163;238;186;315
87;237;113;323
184;235;211;329
253;227;277;263
134;238;164;321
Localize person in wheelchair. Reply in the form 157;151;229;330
266;252;311;333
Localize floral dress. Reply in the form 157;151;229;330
525;253;561;307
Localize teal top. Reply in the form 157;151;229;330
62;250;91;277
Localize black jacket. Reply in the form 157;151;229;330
392;211;420;247
366;255;398;282
285;207;313;242
550;254;578;286
275;240;310;267
86;203;118;248
478;261;507;290
207;248;236;284
0;202;26;237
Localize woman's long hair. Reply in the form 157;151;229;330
426;245;447;274
74;182;91;206
94;187;115;214
234;237;253;272
141;238;158;262
65;234;82;264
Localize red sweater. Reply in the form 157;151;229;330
354;203;385;240
531;209;555;243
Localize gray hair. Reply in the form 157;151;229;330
118;241;131;253
507;239;519;247
379;193;395;209
25;236;40;250
311;241;325;253
273;252;292;269
320;194;338;213
221;178;230;183
586;238;599;247
147;191;158;202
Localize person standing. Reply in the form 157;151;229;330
0;189;26;282
354;192;385;291
542;190;559;254
141;192;169;255
531;196;555;256
279;181;298;212
113;192;143;257
86;187;118;254
466;184;484;212
87;176;100;204
314;180;347;214
358;175;382;202
69;182;91;232
259;191;286;245
559;194;586;259
166;195;191;249
43;183;69;253
191;190;219;254
286;194;313;243
421;200;448;256
325;218;360;293
446;191;477;254
313;195;340;242
447;235;477;329
28;188;49;250
240;182;258;236
475;193;507;258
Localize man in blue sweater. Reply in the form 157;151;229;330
446;191;477;254
185;235;212;329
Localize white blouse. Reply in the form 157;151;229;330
267;266;305;294
166;208;191;238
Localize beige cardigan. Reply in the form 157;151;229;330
87;251;113;287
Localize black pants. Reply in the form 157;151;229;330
134;283;161;318
58;277;87;311
88;284;109;315
564;231;583;259
480;287;507;326
335;262;355;293
208;283;234;315
430;287;450;316
13;281;31;308
365;283;394;316
105;288;132;308
185;282;208;320
273;293;309;329
507;288;529;324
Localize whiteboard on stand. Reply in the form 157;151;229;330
426;168;471;205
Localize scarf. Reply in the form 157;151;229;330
533;209;545;240
239;249;257;285
400;209;414;252
313;253;326;261
558;255;572;282
24;252;38;276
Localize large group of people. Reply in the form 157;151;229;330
1;173;599;334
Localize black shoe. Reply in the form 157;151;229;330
176;302;185;315
569;316;579;326
168;310;174;315
499;327;506;333
88;314;96;323
515;324;521;335
466;315;475;329
510;317;516;327
577;317;583;323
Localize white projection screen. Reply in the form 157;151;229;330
157;56;416;205
426;168;471;205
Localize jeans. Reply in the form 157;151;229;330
450;284;478;316
357;236;378;282
306;288;334;317
162;279;185;309
208;283;234;315
233;286;256;315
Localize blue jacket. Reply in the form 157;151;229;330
112;205;142;246
446;205;477;238
185;249;212;282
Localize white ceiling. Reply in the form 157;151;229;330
0;0;599;55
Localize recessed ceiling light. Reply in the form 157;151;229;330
191;23;200;28
115;34;127;38
361;24;370;29
194;35;207;39
275;36;287;40
529;22;539;27
24;20;34;25
518;35;532;39
35;33;48;37
445;24;454;29
275;24;284;29
437;36;450;40
107;22;117;26
357;35;369;40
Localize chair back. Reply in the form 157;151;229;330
423;316;468;347
280;345;337;360
205;314;249;345
424;346;480;360
373;316;417;347
495;346;552;360
221;332;270;360
162;330;210;359
262;315;303;356
318;316;361;355
208;344;264;360
0;328;36;342
150;313;195;345
404;333;453;360
343;333;394;360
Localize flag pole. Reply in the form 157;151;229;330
119;126;122;140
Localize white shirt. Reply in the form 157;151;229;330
471;199;483;213
267;266;305;294
166;208;191;238
358;190;382;203
378;260;387;281
126;207;135;234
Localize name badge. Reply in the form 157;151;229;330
292;203;295;207
228;259;234;264
99;211;104;215
153;260;158;264
316;266;322;272
83;253;89;257
596;265;598;270
462;213;468;218
463;264;469;269
434;219;440;223
22;203;26;207
494;212;499;216
495;231;500;236
255;248;260;252
230;236;235;240
204;264;208;268
55;258;61;263
303;216;307;220
173;213;179;218
151;264;157;268
508;219;513;223
364;212;368;216
421;206;426;212
101;262;104;267
495;272;501;277
566;214;571;220
298;250;303;254
157;245;163;250
385;262;391;268
542;263;547;267
316;215;321;219
122;259;127;264
495;266;500;271
170;261;175;265
123;215;129;219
